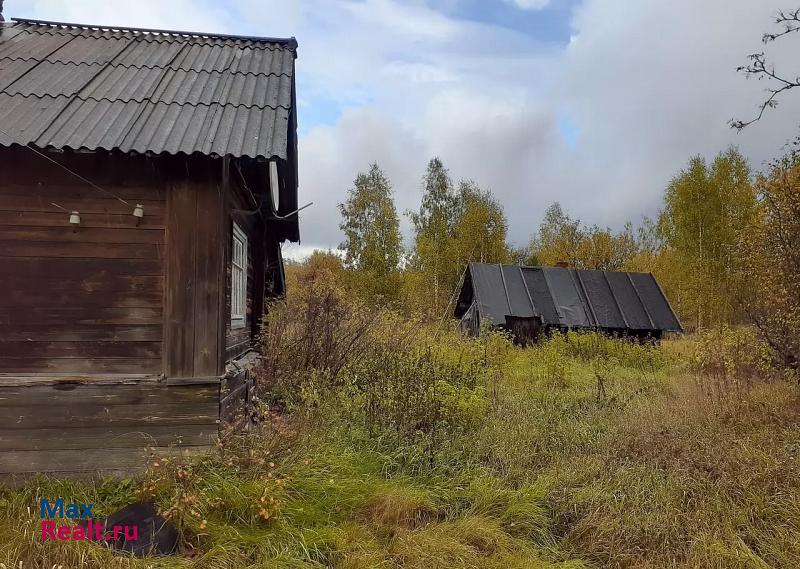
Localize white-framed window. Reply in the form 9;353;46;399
231;222;248;329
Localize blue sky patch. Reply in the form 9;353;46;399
558;114;580;149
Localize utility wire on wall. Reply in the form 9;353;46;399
0;127;131;206
0;127;146;224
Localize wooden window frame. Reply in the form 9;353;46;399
231;222;248;329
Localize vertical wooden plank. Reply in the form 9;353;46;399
218;159;231;374
250;221;266;342
165;181;197;377
192;180;225;376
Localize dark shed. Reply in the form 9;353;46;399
455;263;682;343
0;18;300;477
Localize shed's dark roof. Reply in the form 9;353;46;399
0;18;296;160
455;263;682;333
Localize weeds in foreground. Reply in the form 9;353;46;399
2;323;799;568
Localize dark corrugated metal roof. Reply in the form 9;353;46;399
0;18;296;160
455;263;683;334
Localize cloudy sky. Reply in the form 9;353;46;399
6;0;800;258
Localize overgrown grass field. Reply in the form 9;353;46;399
2;317;799;568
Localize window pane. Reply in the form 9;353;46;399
231;222;248;325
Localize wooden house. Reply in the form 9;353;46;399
455;263;682;345
0;18;299;476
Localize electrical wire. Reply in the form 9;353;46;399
0;128;308;222
234;161;260;209
0;128;130;205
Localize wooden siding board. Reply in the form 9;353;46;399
0;226;165;244
0;358;162;374
0;183;166;202
0;383;217;407
0;306;162;326
1;257;163;278
0;274;164;292
192;181;225;377
0;425;217;451
0;324;163;342
0;374;160;386
1;289;162;309
164;181;197;378
0;210;165;229
0;240;161;259
218;159;231;378
0;447;212;474
0;194;167;216
0;149;165;188
0;341;162;359
3;401;216;429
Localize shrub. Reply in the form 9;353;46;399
260;277;376;406
260;279;511;462
689;325;774;396
342;348;488;440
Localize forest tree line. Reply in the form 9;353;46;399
288;141;800;369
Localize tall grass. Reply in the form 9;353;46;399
1;306;799;568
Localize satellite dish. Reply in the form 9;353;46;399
269;161;280;212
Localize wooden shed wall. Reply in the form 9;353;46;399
0;149;165;375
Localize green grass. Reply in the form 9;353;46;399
2;332;799;568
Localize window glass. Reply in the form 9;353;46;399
231;223;248;328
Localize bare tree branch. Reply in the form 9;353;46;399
730;9;800;130
762;8;800;43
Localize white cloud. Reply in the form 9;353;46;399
343;0;461;40
10;0;235;33
298;106;427;249
552;0;800;228
507;0;551;10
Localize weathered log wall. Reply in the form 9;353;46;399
0;379;218;476
0;149;282;477
0;148;165;375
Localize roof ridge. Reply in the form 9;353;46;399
10;18;298;49
5;27;294;51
